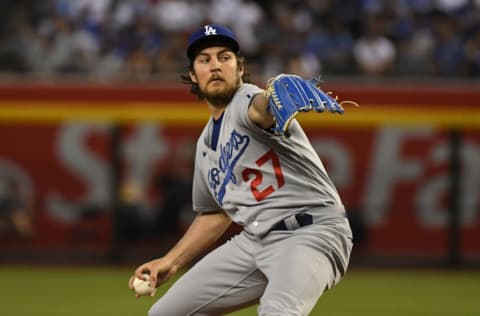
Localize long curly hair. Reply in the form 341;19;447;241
180;52;251;100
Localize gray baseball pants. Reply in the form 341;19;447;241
148;216;352;316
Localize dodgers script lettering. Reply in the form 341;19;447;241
208;130;249;204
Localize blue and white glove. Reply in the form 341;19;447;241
265;74;346;135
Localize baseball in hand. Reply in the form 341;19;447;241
133;274;154;296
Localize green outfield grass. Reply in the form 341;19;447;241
0;265;478;316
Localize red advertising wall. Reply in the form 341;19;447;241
0;81;479;261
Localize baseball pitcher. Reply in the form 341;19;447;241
129;24;354;316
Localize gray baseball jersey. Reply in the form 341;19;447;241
149;83;353;316
193;83;342;236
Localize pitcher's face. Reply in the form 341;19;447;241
190;46;244;108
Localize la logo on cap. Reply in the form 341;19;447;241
204;25;217;36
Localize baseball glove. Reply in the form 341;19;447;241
265;74;353;135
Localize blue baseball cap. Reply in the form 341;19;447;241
187;24;240;60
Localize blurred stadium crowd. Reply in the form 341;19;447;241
0;0;480;81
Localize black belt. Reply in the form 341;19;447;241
270;213;313;231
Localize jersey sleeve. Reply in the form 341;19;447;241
231;84;265;130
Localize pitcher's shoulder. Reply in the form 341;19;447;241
236;83;264;101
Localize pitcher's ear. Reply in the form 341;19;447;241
189;71;198;83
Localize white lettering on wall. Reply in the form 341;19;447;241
417;140;479;228
122;124;167;192
363;127;434;225
46;123;167;222
312;139;351;188
46;123;110;222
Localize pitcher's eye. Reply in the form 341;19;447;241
219;54;231;62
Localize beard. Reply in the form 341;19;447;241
202;76;242;108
